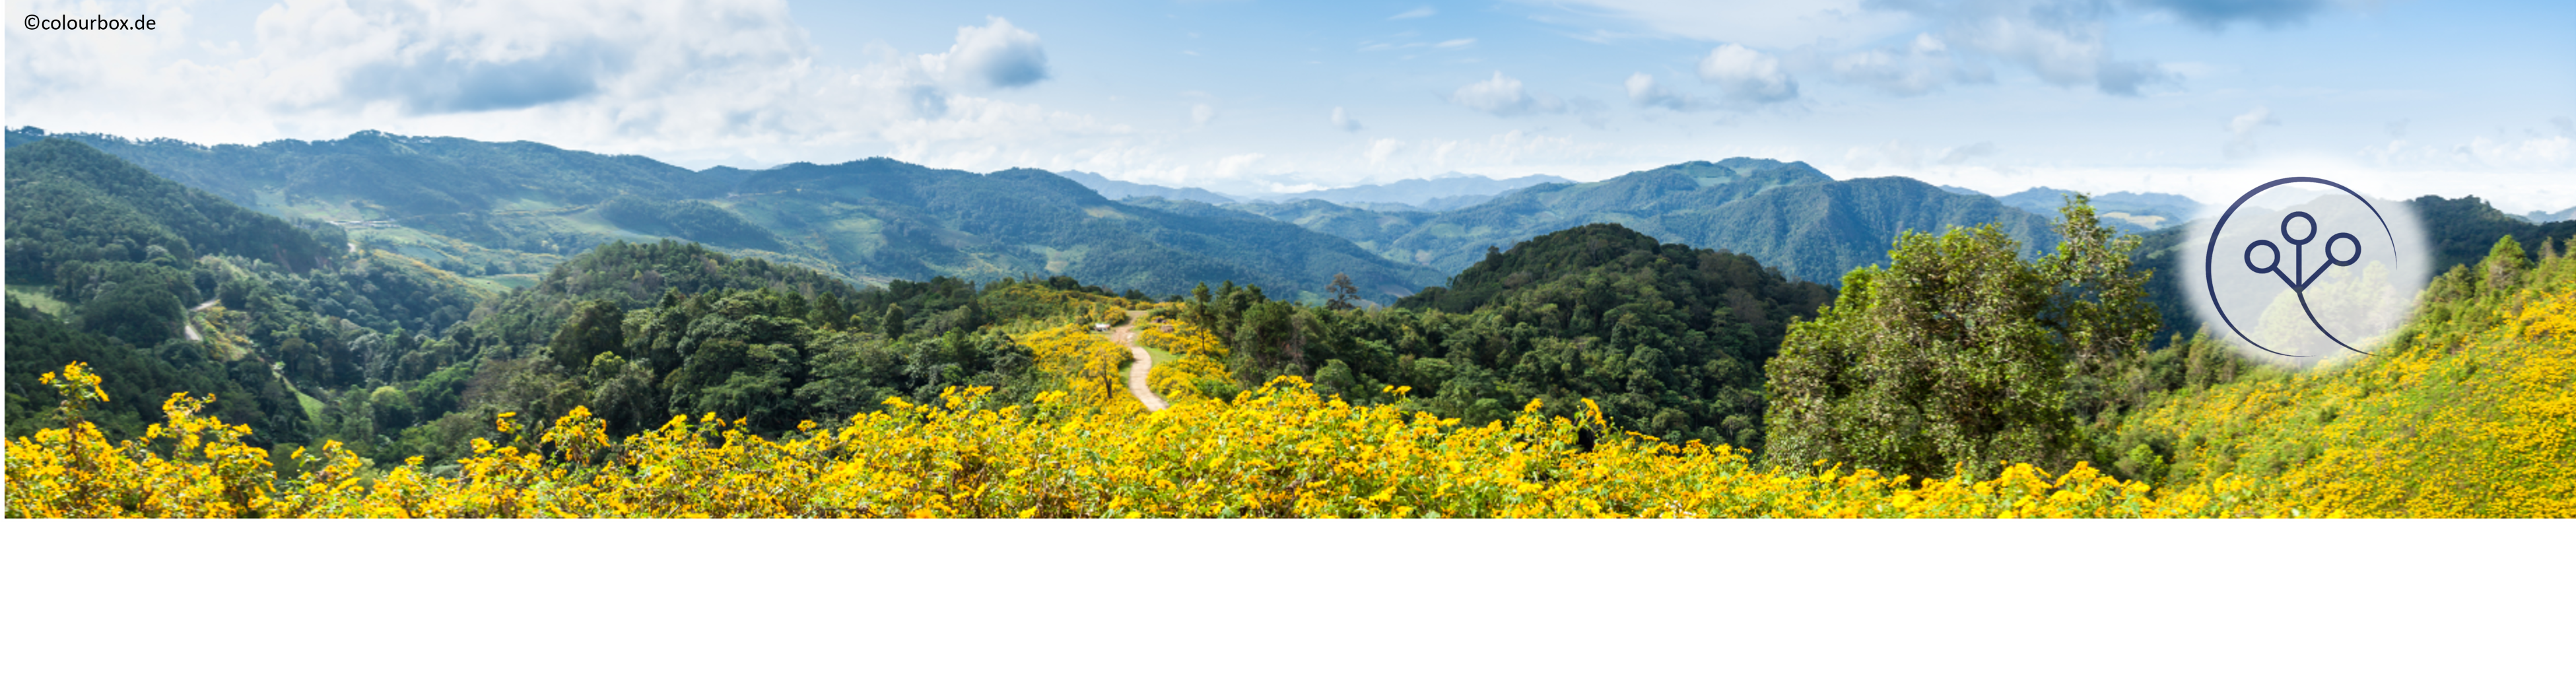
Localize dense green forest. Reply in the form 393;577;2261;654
296;240;1150;467
1169;222;1834;448
3;137;476;446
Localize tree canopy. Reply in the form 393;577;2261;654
1763;195;2157;479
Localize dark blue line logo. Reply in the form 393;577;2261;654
2202;177;2401;358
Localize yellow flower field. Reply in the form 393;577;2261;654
9;250;2569;518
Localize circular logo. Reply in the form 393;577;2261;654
2190;177;2428;366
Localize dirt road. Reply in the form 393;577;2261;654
1104;310;1168;411
183;299;217;341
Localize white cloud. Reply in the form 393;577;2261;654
1435;38;1477;49
1623;73;1706;112
1831;33;1988;96
4;3;1113;173
1191;103;1217;126
1449;71;1565;116
1332;107;1363;132
920;17;1050;89
1944;8;2169;96
1698;44;1798;105
2226;106;2279;159
1390;7;1437;20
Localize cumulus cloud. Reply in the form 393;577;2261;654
2130;0;2332;30
1831;33;1989;96
2226;106;2279;159
1449;71;1565;116
1944;5;2171;96
921;17;1050;89
4;3;1118;173
1332;107;1363;131
1623;73;1707;112
1697;44;1798;105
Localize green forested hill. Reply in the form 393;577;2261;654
1186;222;1835;448
3;138;491;447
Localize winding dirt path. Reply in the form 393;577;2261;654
1104;310;1168;411
183;299;217;341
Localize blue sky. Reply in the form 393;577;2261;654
7;1;2572;211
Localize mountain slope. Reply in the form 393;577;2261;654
1055;170;1238;204
2;138;491;447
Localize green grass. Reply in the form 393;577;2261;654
5;285;72;317
296;391;326;422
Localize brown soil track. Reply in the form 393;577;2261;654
1104;310;1168;411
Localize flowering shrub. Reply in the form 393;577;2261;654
6;364;2175;518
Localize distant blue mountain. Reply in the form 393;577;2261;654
1936;185;1986;196
1273;173;1574;210
1998;187;2202;230
1054;170;1238;204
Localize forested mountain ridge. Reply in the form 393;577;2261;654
1126;157;2074;287
4;127;742;220
709;158;1445;302
1054;170;1238;204
12;127;1443;303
